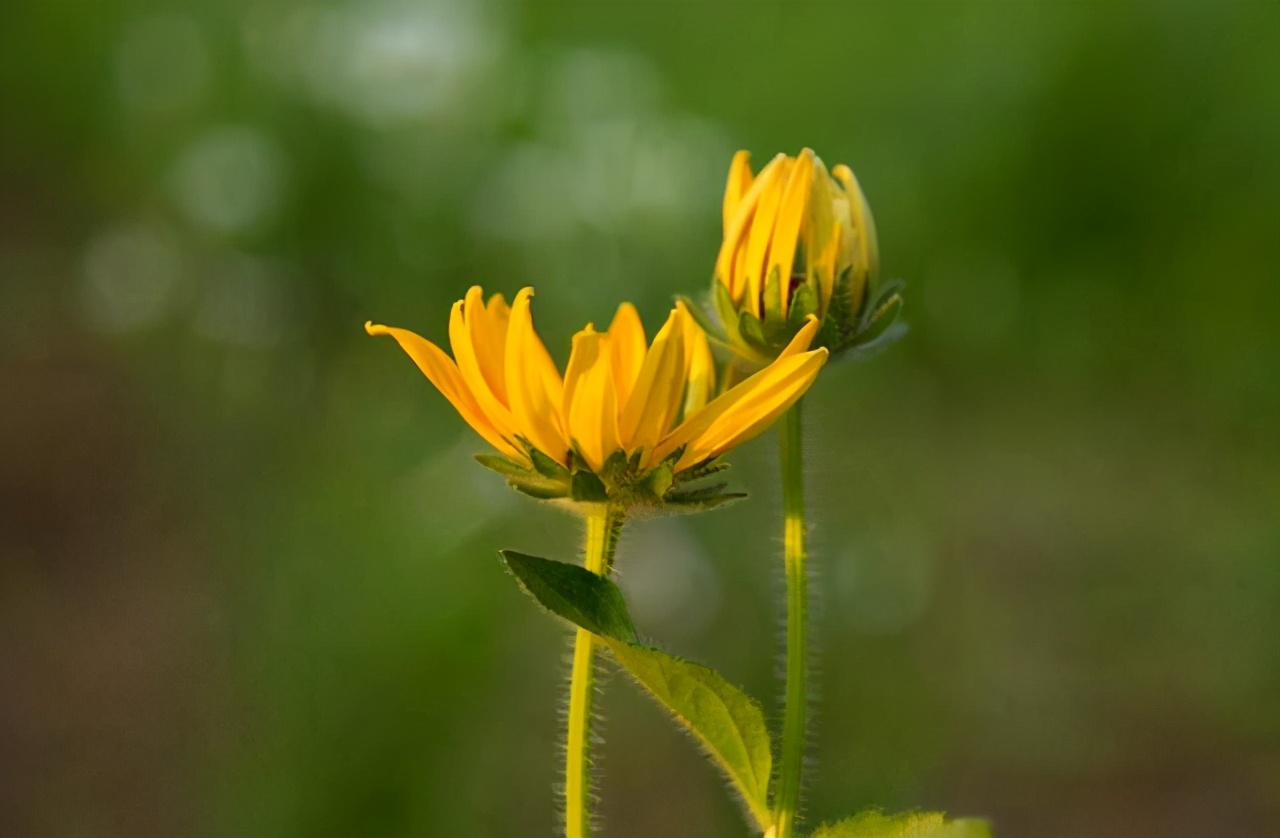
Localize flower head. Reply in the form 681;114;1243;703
367;286;827;510
700;148;903;366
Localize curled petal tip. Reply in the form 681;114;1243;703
365;321;389;336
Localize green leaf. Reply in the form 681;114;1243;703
498;551;637;643
608;643;773;831
498;549;774;831
810;810;994;838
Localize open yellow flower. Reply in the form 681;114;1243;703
698;148;902;366
366;286;827;508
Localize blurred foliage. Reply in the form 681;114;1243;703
1;2;1277;837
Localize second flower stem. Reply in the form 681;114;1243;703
565;504;623;838
773;401;808;838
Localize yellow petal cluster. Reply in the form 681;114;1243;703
717;148;878;327
367;286;827;476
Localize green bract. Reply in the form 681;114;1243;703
475;440;744;513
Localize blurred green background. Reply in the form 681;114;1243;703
2;1;1277;836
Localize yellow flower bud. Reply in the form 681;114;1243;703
702;148;901;366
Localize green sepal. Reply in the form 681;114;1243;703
670;456;729;485
641;462;674;500
498;551;774;831
570;468;609;503
809;809;993;838
856;278;905;332
665;484;747;512
713;282;740;336
475;453;572;499
787;281;819;332
852;291;902;345
834;280;907;360
600;449;631;481
499;550;637;643
530;447;570;480
762;265;785;332
505;473;571;500
473;453;528;478
676;293;725;342
737;310;773;356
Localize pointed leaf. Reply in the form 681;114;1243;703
608;643;773;831
499;551;637;642
499;550;774;831
810;809;994;838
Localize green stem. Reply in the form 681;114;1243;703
564;504;624;838
773;401;808;838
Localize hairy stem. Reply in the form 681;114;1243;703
564;505;624;838
773;402;808;838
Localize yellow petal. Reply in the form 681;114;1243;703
365;321;524;461
565;329;619;473
619;307;686;462
562;322;598;430
505;287;569;463
721;150;754;235
805;160;838;315
448;290;512;432
672;348;827;470
486;292;511;362
678;300;715;420
765;149;815;320
715;153;786;301
743;156;794;317
815;221;842;318
833;163;879;306
454;285;509;405
654;315;822;465
607;302;647;410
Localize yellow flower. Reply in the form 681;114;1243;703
366;286;827;508
700;148;902;366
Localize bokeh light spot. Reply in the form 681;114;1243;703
81;223;183;333
169;126;286;235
